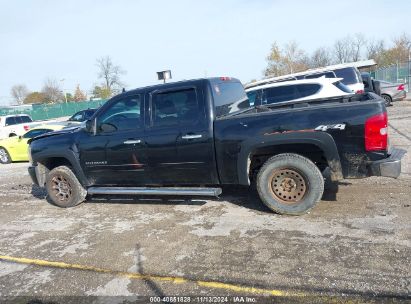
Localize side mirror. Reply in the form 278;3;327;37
85;118;97;135
100;123;117;133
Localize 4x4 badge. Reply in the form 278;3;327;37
315;124;346;131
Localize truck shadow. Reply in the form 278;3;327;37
30;182;351;213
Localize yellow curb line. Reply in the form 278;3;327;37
0;254;305;297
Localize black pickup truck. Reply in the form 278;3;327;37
28;77;404;215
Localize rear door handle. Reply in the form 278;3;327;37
182;134;202;140
124;139;142;144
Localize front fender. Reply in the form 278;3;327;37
32;144;90;187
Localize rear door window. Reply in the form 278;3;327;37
295;84;321;98
264;84;321;104
151;88;200;127
264;85;298;104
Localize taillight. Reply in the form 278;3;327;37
23;125;30;131
356;90;364;94
397;84;405;91
365;112;388;151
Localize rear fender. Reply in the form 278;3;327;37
238;131;343;185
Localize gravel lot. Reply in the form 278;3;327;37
0;101;410;303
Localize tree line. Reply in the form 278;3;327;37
10;56;126;105
264;33;411;77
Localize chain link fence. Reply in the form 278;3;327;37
0;100;108;121
370;61;411;92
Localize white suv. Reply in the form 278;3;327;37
246;77;352;106
246;63;366;94
0;114;39;139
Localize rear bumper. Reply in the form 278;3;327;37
392;91;406;101
368;147;406;178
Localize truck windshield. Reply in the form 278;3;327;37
210;79;249;118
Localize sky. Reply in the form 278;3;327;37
1;0;410;105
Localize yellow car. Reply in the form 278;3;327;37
0;125;64;164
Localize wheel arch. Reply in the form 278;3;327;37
238;131;343;185
35;153;89;187
381;93;393;101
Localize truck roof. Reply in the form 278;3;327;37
120;77;241;96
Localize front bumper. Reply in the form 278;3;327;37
368;147;406;178
28;166;39;186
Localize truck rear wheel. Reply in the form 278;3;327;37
46;166;87;208
256;153;324;215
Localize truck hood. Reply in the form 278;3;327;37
28;126;82;144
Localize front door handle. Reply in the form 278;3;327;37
182;134;202;140
124;139;142;144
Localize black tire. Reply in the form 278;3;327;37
9;133;17;137
0;147;11;164
256;153;324;215
46;166;87;208
372;80;381;96
382;94;392;107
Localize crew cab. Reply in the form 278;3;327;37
0;114;39;139
28;77;404;215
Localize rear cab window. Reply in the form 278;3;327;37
209;78;249;118
20;116;32;123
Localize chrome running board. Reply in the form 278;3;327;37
87;187;222;197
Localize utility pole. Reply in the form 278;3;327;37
408;50;411;92
60;78;67;103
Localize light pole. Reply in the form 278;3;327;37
408;50;411;92
60;78;67;103
157;70;172;83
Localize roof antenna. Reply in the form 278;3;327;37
122;88;126;93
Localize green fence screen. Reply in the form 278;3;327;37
0;100;108;121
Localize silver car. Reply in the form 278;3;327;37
380;81;407;106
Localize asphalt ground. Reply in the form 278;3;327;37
0;101;410;303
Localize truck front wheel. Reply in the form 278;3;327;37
256;153;324;215
46;166;87;208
